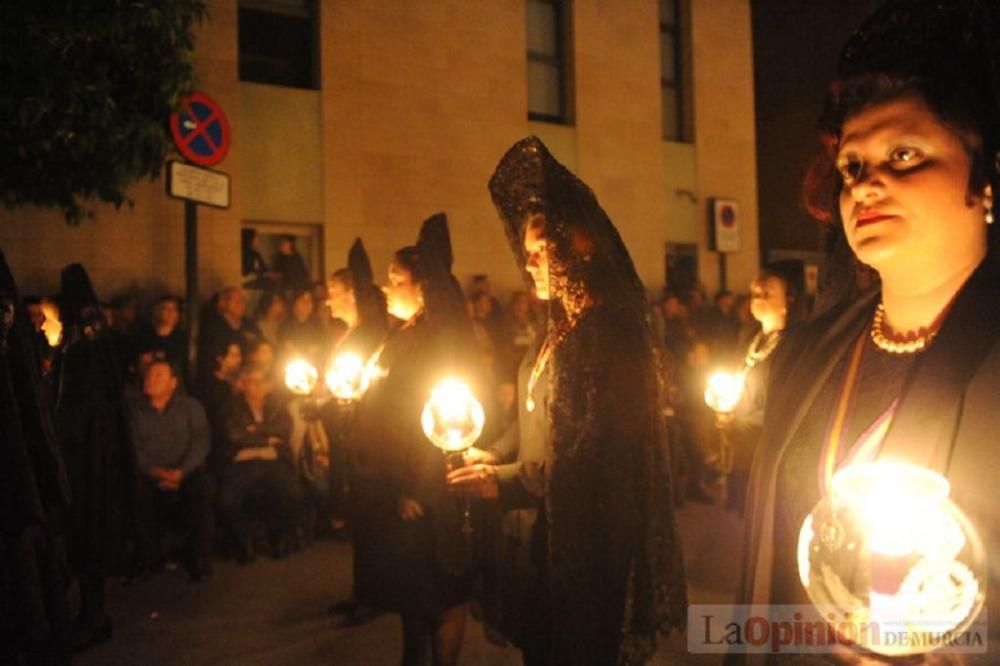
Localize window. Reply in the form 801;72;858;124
241;221;324;292
527;0;571;123
659;0;690;141
665;243;698;296
238;0;318;89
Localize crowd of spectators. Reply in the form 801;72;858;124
20;264;767;658
20;268;547;577
651;284;757;506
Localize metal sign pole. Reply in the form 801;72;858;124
185;200;198;381
169;91;231;382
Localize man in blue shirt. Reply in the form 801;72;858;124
126;360;213;581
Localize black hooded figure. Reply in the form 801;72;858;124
483;136;687;665
350;214;481;665
0;251;74;665
319;239;390;540
52;264;135;650
334;238;390;361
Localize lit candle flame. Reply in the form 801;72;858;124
833;462;955;558
704;370;745;414
421;378;486;453
325;352;369;401
284;358;319;395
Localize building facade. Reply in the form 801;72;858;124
1;0;758;306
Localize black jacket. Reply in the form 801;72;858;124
734;261;1000;664
220;394;292;465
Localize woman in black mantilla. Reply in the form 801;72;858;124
452;136;686;665
351;215;478;665
51;264;136;651
734;2;1000;664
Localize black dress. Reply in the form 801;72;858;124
351;316;471;617
734;260;1000;664
0;251;74;665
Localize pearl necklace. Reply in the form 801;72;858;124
870;302;938;355
744;329;782;369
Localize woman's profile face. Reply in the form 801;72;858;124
523;220;550;301
384;261;423;321
326;278;357;324
836;95;988;277
749;276;787;330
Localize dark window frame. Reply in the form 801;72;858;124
238;0;320;90
660;0;686;141
527;0;570;124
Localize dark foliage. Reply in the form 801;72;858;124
0;1;208;224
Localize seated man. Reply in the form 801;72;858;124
126;360;213;581
219;365;302;563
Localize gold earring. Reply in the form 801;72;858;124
985;186;994;225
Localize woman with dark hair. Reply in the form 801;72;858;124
450;137;687;664
716;266;800;516
734;2;1000;663
351;215;477;666
277;289;328;370
254;291;287;344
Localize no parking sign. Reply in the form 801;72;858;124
170;91;230;166
711;198;741;253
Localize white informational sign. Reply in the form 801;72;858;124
712;198;741;253
167;160;230;208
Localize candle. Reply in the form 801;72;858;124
421;378;486;453
704;370;745;414
284;358;319;396
798;461;985;656
325;351;368;401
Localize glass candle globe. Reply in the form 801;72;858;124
704;370;745;414
284;358;319;396
325;352;368;401
421;378;486;453
797;461;986;657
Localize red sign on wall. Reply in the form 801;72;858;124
169;91;231;167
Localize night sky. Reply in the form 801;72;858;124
752;0;885;261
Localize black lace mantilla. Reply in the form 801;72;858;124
489;137;687;664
